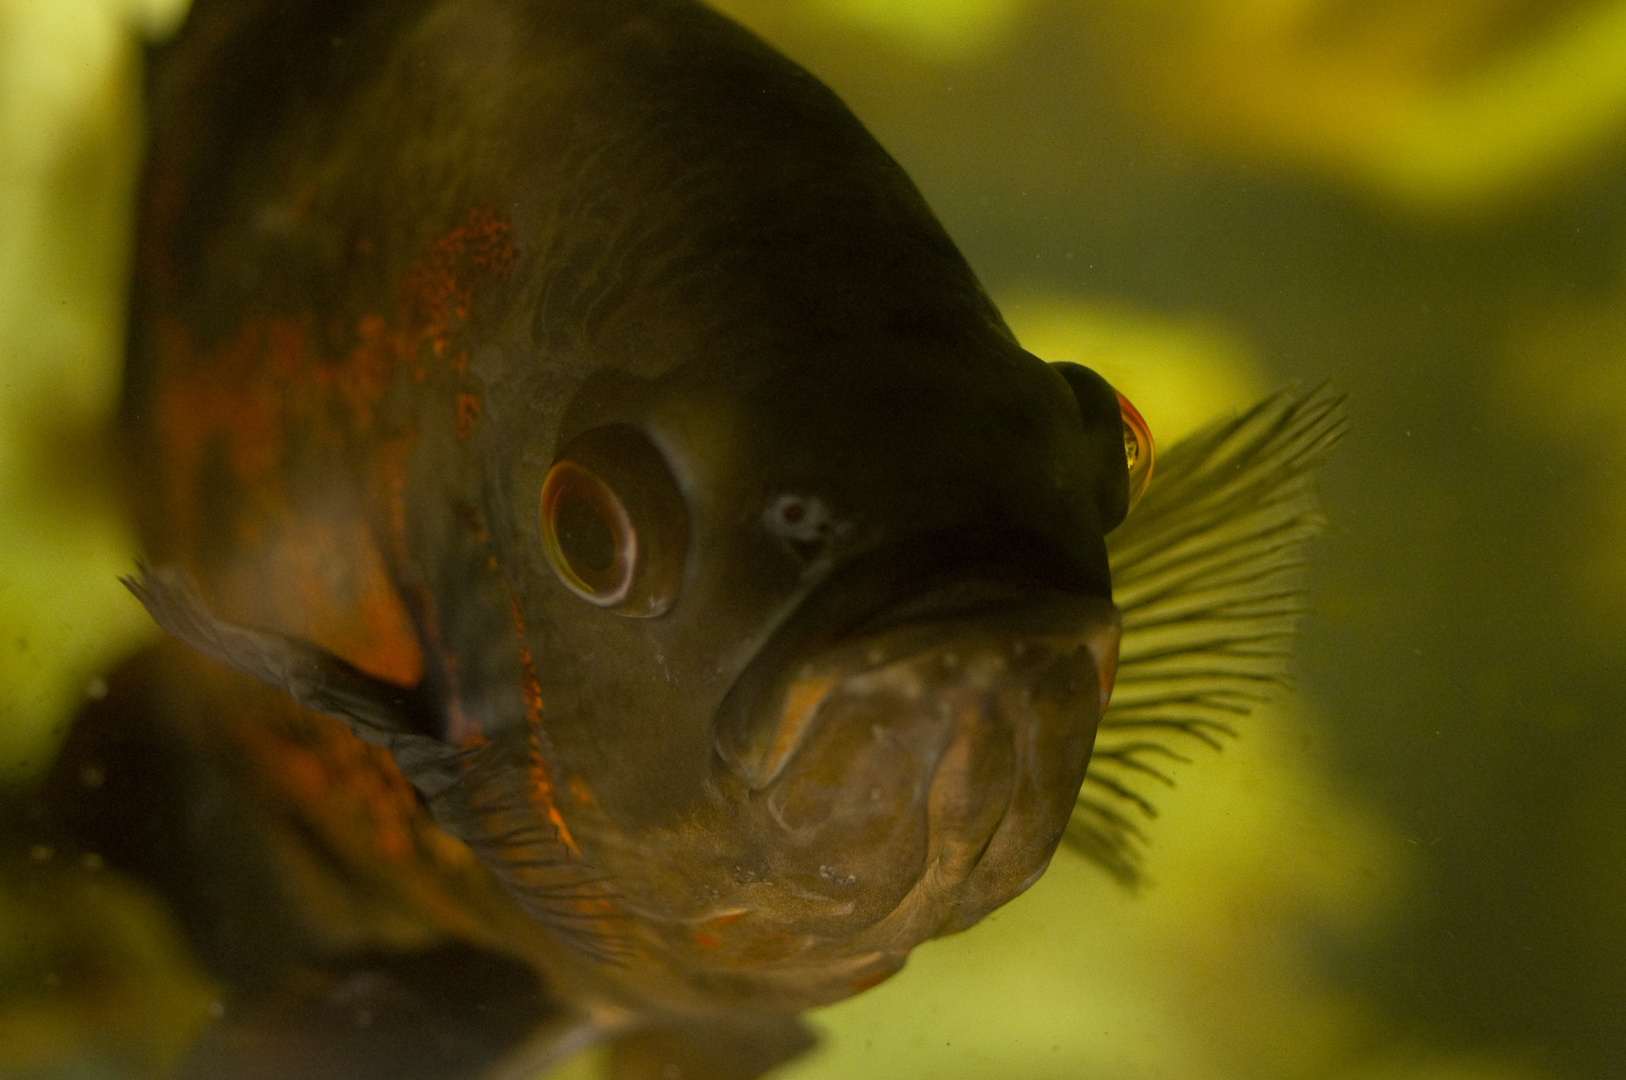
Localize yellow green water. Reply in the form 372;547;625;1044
3;1;1623;1077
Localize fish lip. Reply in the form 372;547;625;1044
704;585;1117;955
713;566;1119;790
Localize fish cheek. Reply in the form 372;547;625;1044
532;614;717;821
505;464;717;827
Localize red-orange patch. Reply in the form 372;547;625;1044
849;970;894;994
506;593;579;857
144;206;519;719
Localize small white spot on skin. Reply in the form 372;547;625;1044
84;677;107;701
28;845;51;864
207;1000;225;1019
763;493;835;543
817;865;858;887
847;663;927;700
78;763;104;789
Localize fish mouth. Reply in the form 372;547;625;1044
712;571;1119;947
719;583;1119;789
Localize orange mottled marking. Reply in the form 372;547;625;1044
237;704;421;864
567;775;596;806
373;433;416;578
146;207;518;688
200;663;503;946
692;932;721;949
153;314;310;559
373;429;481;742
399;206;516;363
216;514;424;686
507;594;580;856
326;313;397;428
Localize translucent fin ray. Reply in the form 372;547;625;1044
1066;384;1346;884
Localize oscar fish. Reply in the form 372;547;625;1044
27;0;1345;1077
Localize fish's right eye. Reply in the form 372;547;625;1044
541;425;688;617
542;460;635;604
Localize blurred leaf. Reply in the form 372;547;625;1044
1095;0;1626;214
0;862;217;1080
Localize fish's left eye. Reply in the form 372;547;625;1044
1118;390;1154;513
1048;360;1154;529
540;425;688;617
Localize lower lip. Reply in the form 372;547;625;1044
754;602;1113;938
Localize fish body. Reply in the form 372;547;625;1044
27;1;1344;1077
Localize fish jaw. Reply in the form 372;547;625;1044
746;594;1120;937
583;592;1117;1009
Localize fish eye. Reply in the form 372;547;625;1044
1117;390;1154;512
540;424;688;617
1048;361;1154;528
542;461;634;605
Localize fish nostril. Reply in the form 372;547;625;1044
763;493;848;565
763;494;829;540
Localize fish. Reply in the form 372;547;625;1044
18;0;1345;1077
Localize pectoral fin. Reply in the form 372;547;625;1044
1073;383;1347;881
124;565;623;959
123;565;439;748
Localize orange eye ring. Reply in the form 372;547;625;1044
541;459;636;606
1117;390;1154;512
539;424;689;617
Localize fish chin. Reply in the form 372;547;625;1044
633;594;1117;1007
759;597;1117;937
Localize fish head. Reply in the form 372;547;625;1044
523;332;1141;1002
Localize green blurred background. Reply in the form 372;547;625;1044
2;0;1623;1077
